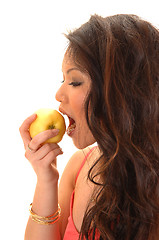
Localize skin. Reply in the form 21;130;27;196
19;54;98;240
56;54;96;149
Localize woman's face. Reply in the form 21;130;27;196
55;54;96;149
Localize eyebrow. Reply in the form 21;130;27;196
66;67;81;74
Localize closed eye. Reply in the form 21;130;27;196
69;82;83;87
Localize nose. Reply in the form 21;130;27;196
55;85;65;103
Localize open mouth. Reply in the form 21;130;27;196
67;116;76;136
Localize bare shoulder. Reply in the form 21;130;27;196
58;146;96;237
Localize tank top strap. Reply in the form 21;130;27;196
75;146;97;184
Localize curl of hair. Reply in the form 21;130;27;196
65;14;159;240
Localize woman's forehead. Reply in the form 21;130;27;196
62;54;74;69
62;51;90;76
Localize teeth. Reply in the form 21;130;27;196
67;123;76;135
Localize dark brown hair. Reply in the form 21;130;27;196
65;14;159;240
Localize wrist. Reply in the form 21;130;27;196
36;177;59;189
32;180;59;218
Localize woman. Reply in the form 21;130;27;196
20;14;159;239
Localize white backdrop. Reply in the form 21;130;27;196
0;0;158;239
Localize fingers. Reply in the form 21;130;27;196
19;114;60;151
20;113;63;183
24;128;63;166
26;142;62;161
19;113;37;149
38;147;63;168
28;129;59;152
25;142;63;177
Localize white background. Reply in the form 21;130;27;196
0;0;158;239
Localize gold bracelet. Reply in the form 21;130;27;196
31;214;61;225
29;203;61;225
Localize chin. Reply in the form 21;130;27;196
73;138;96;150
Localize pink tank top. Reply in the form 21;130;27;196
63;147;100;240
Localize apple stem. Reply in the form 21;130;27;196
48;125;55;129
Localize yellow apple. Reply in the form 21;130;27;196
29;109;66;143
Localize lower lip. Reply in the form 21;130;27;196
67;129;75;137
67;124;76;137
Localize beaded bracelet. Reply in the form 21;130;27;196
29;203;61;225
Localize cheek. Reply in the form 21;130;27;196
71;92;86;115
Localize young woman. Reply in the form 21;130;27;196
19;14;159;240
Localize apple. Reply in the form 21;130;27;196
29;109;66;143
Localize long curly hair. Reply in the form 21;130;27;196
65;14;159;240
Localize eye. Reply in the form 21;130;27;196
69;81;82;87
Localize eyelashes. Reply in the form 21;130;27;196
68;82;83;87
61;80;83;87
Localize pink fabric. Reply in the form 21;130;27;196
63;147;100;240
63;190;79;240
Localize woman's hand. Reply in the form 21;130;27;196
19;113;63;184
